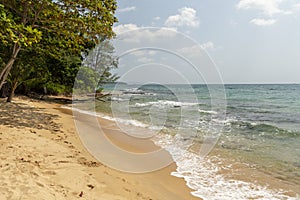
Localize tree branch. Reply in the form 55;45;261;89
32;3;45;27
2;2;23;18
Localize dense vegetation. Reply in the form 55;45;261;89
0;0;118;102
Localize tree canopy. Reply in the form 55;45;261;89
75;39;119;94
0;0;118;102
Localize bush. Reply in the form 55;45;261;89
44;82;67;95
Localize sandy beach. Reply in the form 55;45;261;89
0;96;200;200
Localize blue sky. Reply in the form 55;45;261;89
111;0;300;84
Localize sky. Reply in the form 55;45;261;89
110;0;300;84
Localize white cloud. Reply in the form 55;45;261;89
131;50;157;57
148;50;157;56
178;42;215;57
200;42;215;51
293;3;300;10
118;6;136;12
113;24;139;35
131;51;145;57
154;16;161;20
236;0;288;16
113;24;177;43
236;0;294;26
137;57;154;63
178;45;201;57
129;50;157;63
165;7;200;28
250;18;277;26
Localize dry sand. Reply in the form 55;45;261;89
0;96;200;200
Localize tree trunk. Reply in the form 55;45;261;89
0;43;21;91
6;80;18;102
1;84;9;98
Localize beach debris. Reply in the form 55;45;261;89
87;184;94;189
77;157;102;167
30;130;36;134
19;157;31;163
34;161;40;167
37;124;43;129
79;191;83;197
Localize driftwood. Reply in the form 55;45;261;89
73;92;111;102
95;92;110;102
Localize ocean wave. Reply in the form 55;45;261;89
229;121;299;137
111;97;128;102
65;106;149;128
121;88;156;96
153;134;298;200
113;117;148;128
62;106;98;117
198;109;218;115
134;100;198;108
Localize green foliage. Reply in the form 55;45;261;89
74;66;99;94
0;0;118;99
44;82;67;95
81;39;119;91
5;48;47;95
0;0;117;51
0;3;42;47
7;49;80;95
44;53;82;94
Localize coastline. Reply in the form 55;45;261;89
0;96;200;200
54;101;300;199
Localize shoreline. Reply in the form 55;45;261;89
69;98;299;199
0;96;200;200
65;99;300;199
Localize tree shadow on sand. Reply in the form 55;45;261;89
0;100;61;132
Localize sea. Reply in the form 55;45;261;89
76;84;300;199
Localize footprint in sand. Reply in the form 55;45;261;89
36;182;44;187
43;170;57;175
55;160;70;164
30;171;39;177
77;157;102;167
124;188;131;192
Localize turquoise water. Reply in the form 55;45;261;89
100;83;300;199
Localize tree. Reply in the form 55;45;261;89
5;47;47;102
83;39;119;85
6;58;38;102
75;39;119;94
0;3;42;90
0;0;117;97
42;52;82;95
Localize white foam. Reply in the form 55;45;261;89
121;88;156;96
62;105;149;128
111;97;128;102
122;88;141;93
101;115;116;121
153;134;297;200
114;118;148;128
62;105;98;117
148;125;164;130
61;105;72;110
134;100;198;108
198;109;218;115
